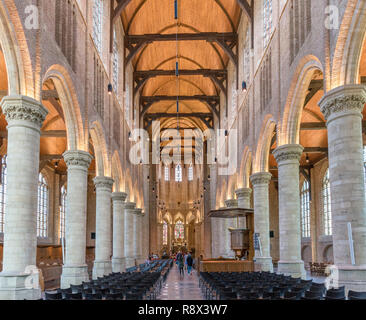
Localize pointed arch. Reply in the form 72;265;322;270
254;116;276;173
43;65;86;151
111;151;123;192
238;147;252;188
331;0;366;87
280;55;323;145
90;121;110;177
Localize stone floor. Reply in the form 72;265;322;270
157;266;204;300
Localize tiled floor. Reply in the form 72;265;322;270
157;266;204;300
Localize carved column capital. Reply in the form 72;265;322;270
1;95;48;129
273;144;303;165
111;192;128;203
125;202;136;210
93;176;114;192
225;199;238;208
319;84;366;122
250;172;272;186
63;150;93;170
235;188;252;199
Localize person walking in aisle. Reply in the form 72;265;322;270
176;251;184;279
186;252;193;276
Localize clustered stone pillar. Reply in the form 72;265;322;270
111;192;128;273
235;188;252;228
0;96;47;300
274;144;306;279
319;84;366;290
61;150;93;288
250;172;273;272
124;202;136;268
92;176;114;279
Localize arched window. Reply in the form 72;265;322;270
188;164;194;181
300;179;311;238
175;164;182;182
0;156;7;233
112;30;119;92
163;221;168;246
174;220;184;239
263;0;273;48
37;173;49;238
60;185;67;240
164;166;170;181
92;0;103;53
322;169;332;236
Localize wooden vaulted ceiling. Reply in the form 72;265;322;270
117;0;243;131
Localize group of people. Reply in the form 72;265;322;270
174;251;194;278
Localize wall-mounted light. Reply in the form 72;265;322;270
242;81;247;92
225;130;228;137
108;83;113;95
306;154;310;164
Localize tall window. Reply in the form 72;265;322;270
163;221;168;245
164;166;170;181
174;221;184;239
188;164;194;181
60;185;67;240
37;173;49;238
0;156;7;233
300;179;311;238
112;30;119;92
243;27;251;87
92;0;103;53
175;164;182;182
263;0;273;48
322;169;332;236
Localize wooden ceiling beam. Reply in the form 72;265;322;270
140;95;220;118
144;113;214;130
133;69;227;97
124;32;238;67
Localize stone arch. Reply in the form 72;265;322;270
43;65;85;151
301;245;312;264
253;116;276;173
89;121;110;177
331;0;366;87
238;147;252;188
280;55;323;145
111;151;123;192
0;0;33;96
173;213;185;224
124;168;133;202
323;244;334;264
227;174;237;200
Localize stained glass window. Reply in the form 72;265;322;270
60;185;67;240
112;30;118;92
92;0;103;53
164;166;170;181
163;221;168;245
175;164;182;182
37;173;49;238
300;179;311;238
188;164;194;181
0;156;7;233
175;221;184;239
322;169;332;236
263;0;273;48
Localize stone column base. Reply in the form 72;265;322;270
92;260;112;280
277;260;306;279
112;258;126;273
61;265;90;289
254;257;273;272
125;257;136;269
0;272;41;300
326;265;366;292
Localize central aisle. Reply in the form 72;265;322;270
158;265;205;300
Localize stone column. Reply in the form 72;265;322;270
124;202;136;268
319;85;366;290
61;150;93;288
235;188;252;228
250;172;273;272
132;209;143;263
224;199;238;258
92;176;114;279
273;144;306;279
111;192;127;273
0;96;47;300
